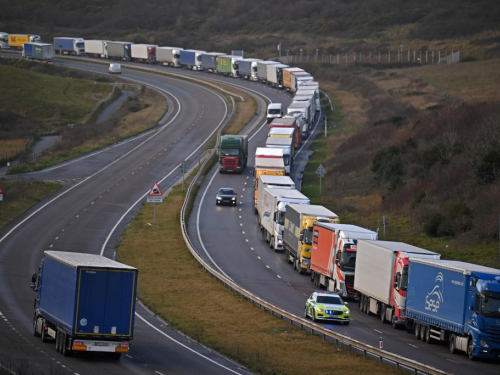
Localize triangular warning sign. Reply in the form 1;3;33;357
0;186;3;194
148;182;162;197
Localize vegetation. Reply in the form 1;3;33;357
0;178;61;230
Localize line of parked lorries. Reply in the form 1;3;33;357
0;33;318;93
218;120;500;360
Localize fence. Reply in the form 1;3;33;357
278;50;461;65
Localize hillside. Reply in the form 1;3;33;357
2;0;500;58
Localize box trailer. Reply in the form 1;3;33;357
283;68;304;91
259;188;310;251
298;82;321;111
255;175;295;214
311;224;378;298
9;34;41;50
85;40;108;58
156;47;183;67
23;43;54;62
131;44;157;63
290;72;313;93
257;61;280;83
239;58;261;81
283;204;339;274
406;259;500;360
288;102;313;130
265;137;293;175
269;118;301;150
200;52;225;73
107;42;133;61
31;251;138;358
217;55;242;77
53;38;85;56
266;64;289;88
293;94;316;116
180;49;205;70
354;240;440;327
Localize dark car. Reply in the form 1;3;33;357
216;188;237;206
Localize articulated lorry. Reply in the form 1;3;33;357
265;137;293;175
257;61;280;83
239;58;261;81
23;43;55;62
288;102;313;130
405;259;500;360
85;40;108;58
255;175;294;215
283;68;304;91
283;204;339;274
200;52;225;73
259;188;309;251
157;47;183;67
254;148;286;212
180;49;205;70
269;120;300;150
218;135;248;173
294;90;317;113
31;251;138;358
297;82;321;111
107;42;133;61
310;223;378;298
53;38;85;56
131;44;157;63
217;55;241;77
354;240;440;327
267;64;289;88
8;34;42;50
290;72;313;93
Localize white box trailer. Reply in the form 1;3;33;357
84;40;108;58
266;137;293;175
260;188;310;251
288;102;313;129
257;61;280;83
290;72;313;92
255;175;295;214
255;147;284;169
298;82;321;111
266;63;289;88
157;47;183;67
293;94;316;115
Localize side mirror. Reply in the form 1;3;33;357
31;273;37;283
344;302;348;305
394;282;398;288
299;234;304;242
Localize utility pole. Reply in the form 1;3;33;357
324;116;327;138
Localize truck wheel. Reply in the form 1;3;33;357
311;271;315;282
424;326;433;344
364;296;370;315
33;316;41;337
449;334;456;354
41;322;49;343
380;304;386;323
414;323;420;339
391;313;398;329
285;249;292;264
62;334;72;357
467;338;476;361
56;331;61;352
359;295;363;311
269;237;274;249
420;325;427;341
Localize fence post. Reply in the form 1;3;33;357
388;51;390;63
379;51;381;62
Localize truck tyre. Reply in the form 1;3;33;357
380;304;386;323
41;321;49;343
33;316;41;337
414;323;420;339
391;313;398;329
467;337;476;361
56;331;61;352
62;334;72;357
270;237;274;249
420;325;427;341
424;326;433;344
358;295;363;311
449;334;456;354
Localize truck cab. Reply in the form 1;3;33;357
218;135;248;173
0;33;8;49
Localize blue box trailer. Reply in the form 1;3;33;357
406;258;500;360
180;49;205;70
200;52;225;73
31;251;138;359
53;38;85;55
22;43;34;58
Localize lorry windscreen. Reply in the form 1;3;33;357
400;266;409;291
482;296;500;318
304;227;313;245
253;67;258;72
340;248;356;271
174;54;180;59
76;42;84;48
221;148;240;156
233;63;239;69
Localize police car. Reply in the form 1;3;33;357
304;291;350;325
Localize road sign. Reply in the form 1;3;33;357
147;182;163;203
316;164;326;177
0;185;3;202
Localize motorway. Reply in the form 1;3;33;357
0;55;496;374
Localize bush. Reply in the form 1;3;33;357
371;146;405;183
410;190;427;209
424;213;443;237
475;149;500;185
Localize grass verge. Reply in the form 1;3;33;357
116;182;398;375
0;178;61;230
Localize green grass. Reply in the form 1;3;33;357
0;179;61;230
0;63;112;127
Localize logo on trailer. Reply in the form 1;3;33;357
221;59;228;66
425;272;444;312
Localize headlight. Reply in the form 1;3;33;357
232;197;236;200
316;308;324;313
302;259;310;265
217;197;222;200
480;340;489;348
345;309;350;315
278;239;283;244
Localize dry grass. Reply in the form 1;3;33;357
220;87;257;136
405;58;500;101
0;139;30;159
116;185;399;375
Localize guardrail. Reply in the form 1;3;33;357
179;117;450;375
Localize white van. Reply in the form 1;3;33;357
108;63;122;74
267;103;283;123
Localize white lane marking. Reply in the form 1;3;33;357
136;313;243;375
100;89;228;256
239;223;242;226
266;266;270;269
126;354;132;358
373;329;382;334
447;359;458;363
257;256;261;259
250;248;254;251
155;372;164;375
408;344;418;348
277;275;281;278
248;121;268;141
55;237;58;240
245;239;248;242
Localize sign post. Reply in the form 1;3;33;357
383;215;386;236
147;182;163;224
0;185;4;202
316;164;326;195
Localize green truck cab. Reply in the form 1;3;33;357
219;135;248;174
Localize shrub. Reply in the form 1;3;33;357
410;190;427;209
424;213;443;237
372;146;405;184
475;149;500;185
